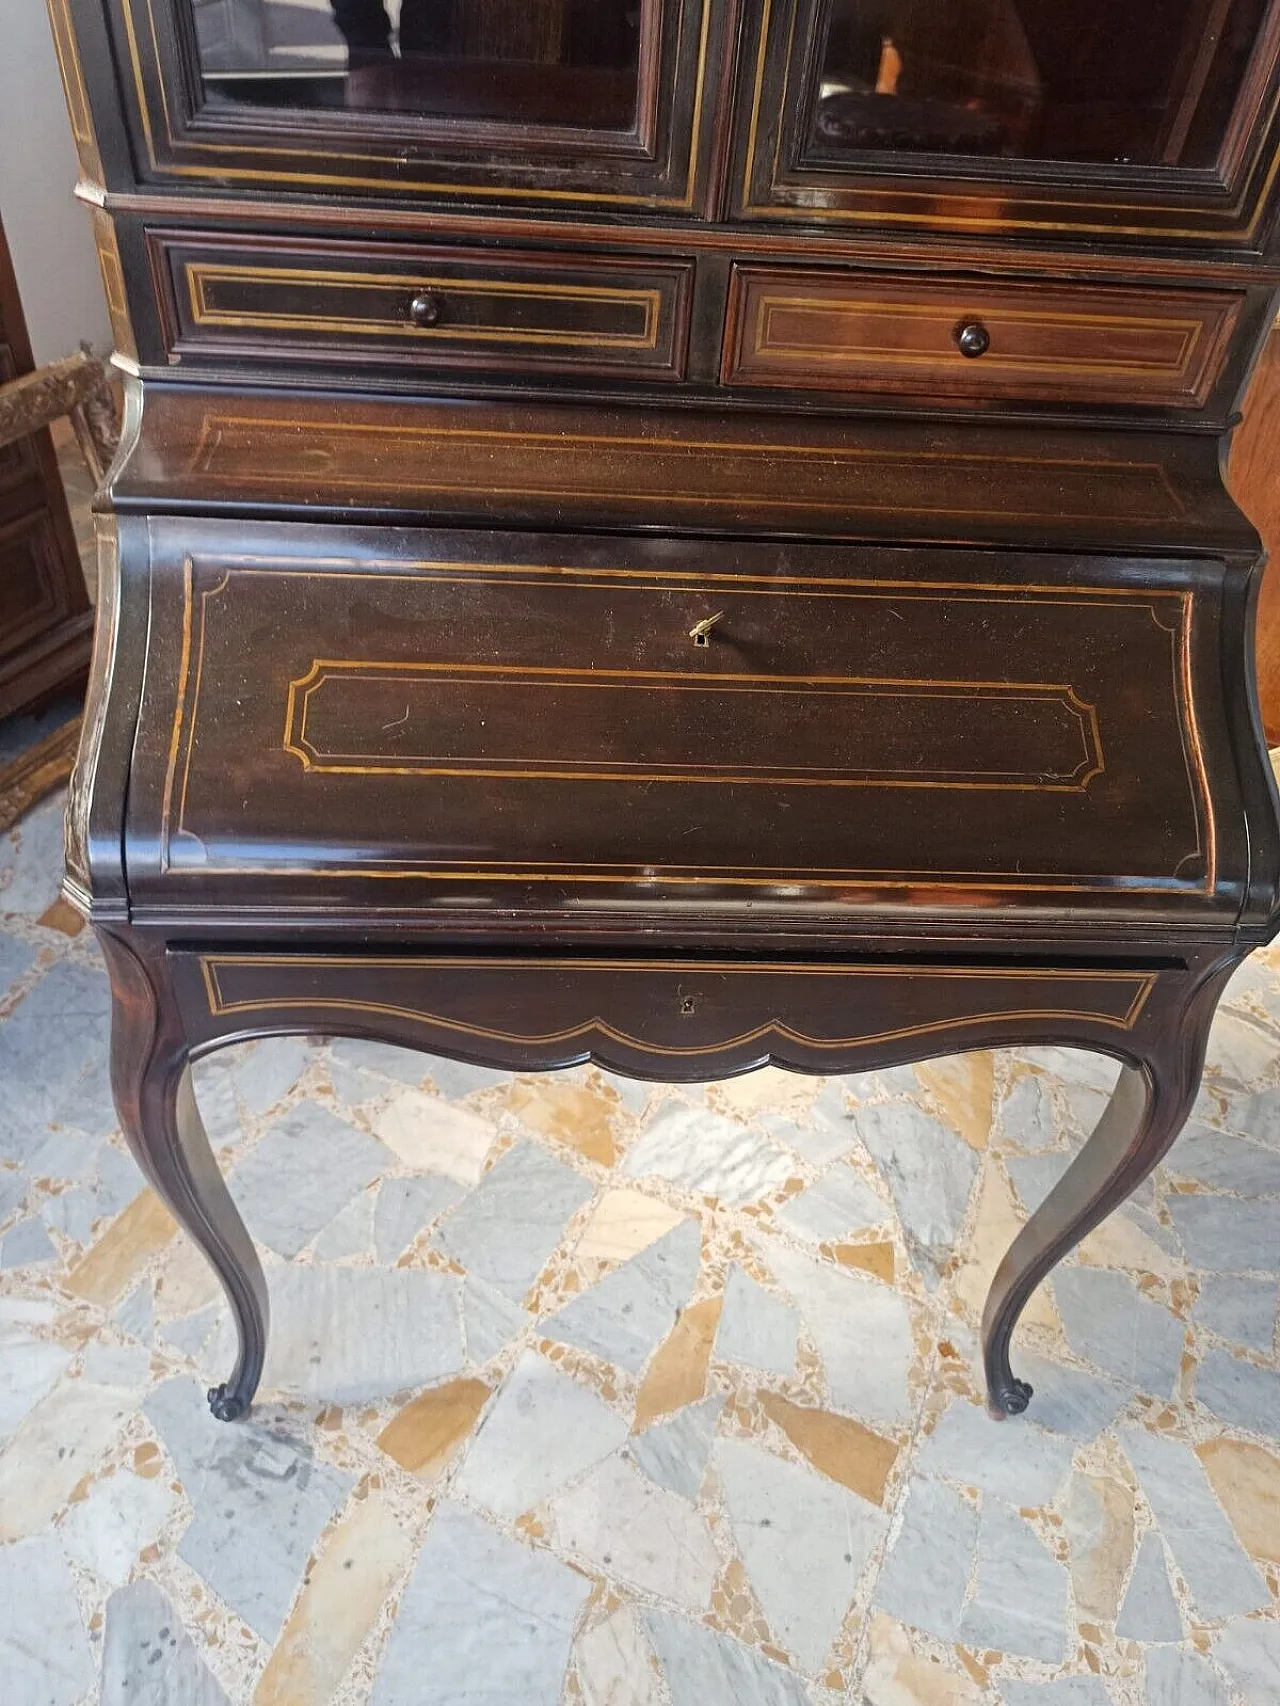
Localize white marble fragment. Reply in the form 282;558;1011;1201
0;1331;71;1438
372;1501;590;1706
623;1104;793;1206
0;1532;96;1706
101;1577;229;1706
248;1265;464;1402
1215;1617;1280;1706
453;1350;629;1519
854;1101;979;1285
762;1242;915;1424
715;1435;886;1671
714;1264;799;1378
59;1467;176;1587
773;1163;888;1244
574;1604;664;1706
552;1455;719;1610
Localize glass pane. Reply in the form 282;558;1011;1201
191;0;644;131
808;0;1270;167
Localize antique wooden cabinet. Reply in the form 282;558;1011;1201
53;0;1280;1421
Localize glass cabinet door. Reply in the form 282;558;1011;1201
736;0;1280;243
110;0;713;208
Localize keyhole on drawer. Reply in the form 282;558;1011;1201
689;611;724;647
680;995;697;1016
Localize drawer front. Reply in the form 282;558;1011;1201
172;952;1168;1080
722;266;1242;408
125;519;1238;925
152;235;693;381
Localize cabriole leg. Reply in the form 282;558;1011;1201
98;929;268;1421
981;960;1236;1418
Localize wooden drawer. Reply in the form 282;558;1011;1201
721;266;1243;409
151;234;694;382
124;517;1239;927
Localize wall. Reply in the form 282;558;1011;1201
0;0;112;364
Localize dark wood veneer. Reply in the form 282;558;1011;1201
54;0;1280;1425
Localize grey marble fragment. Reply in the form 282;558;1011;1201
101;1577;229;1706
1215;1617;1280;1706
544;1218;701;1373
1168;1197;1280;1272
1000;1681;1113;1706
0;1531;96;1706
854;1101;979;1285
714;1263;799;1378
436;1140;592;1302
328;1037;430;1087
1120;1425;1268;1620
1006;1151;1071;1211
628;1395;724;1501
230;1102;392;1258
144;1376;353;1639
1165;1125;1280;1194
372;1501;589;1706
1012;1352;1130;1440
1116;1532;1182;1643
463;1277;528;1365
1192;1275;1279;1351
1052;1266;1185;1397
0;930;34;995
643;1606;813;1706
1145;1646;1230;1706
0;961;115;1153
960;1501;1070;1663
374;1174;464;1263
1233;1086;1280;1149
426;1057;513;1099
916;1398;1075;1507
231;1037;312;1116
874;1475;978;1642
1195;1346;1280;1434
715;1435;886;1671
0;1216;56;1268
996;1073;1057;1151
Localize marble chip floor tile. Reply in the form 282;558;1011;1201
2;795;1280;1704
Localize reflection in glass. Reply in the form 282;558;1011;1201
809;0;1271;166
192;0;643;130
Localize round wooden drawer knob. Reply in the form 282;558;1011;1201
408;292;444;328
955;320;991;358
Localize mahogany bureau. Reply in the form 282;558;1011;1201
52;0;1280;1420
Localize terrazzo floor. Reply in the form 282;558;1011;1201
2;793;1280;1706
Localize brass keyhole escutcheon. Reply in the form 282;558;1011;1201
689;611;725;647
